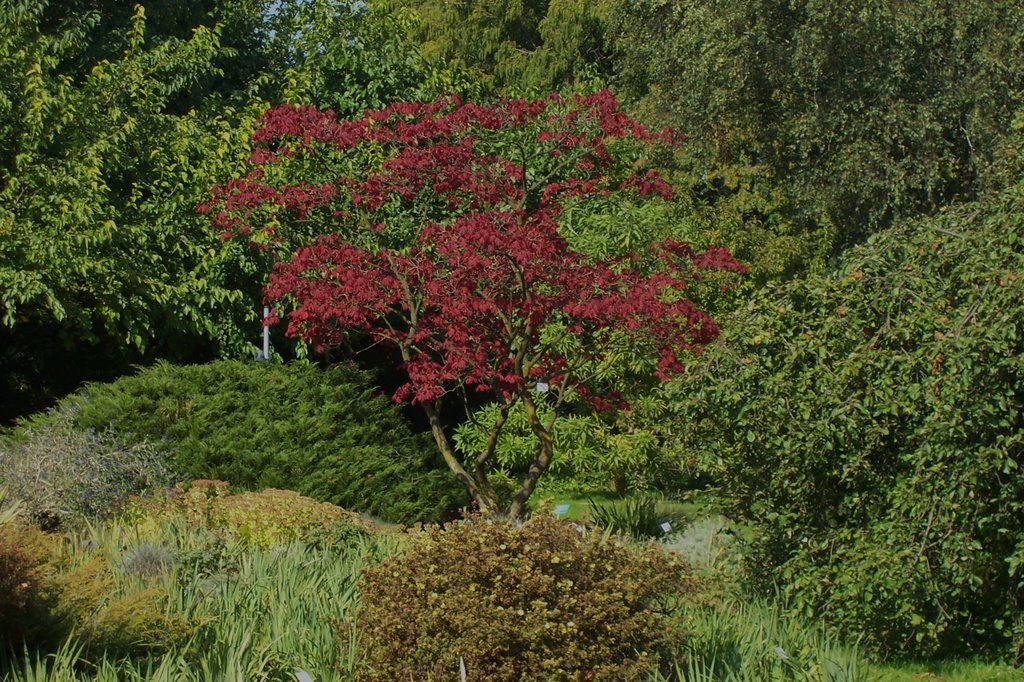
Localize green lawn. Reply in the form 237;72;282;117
868;661;1024;681
542;489;704;524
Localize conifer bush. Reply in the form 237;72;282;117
57;360;467;523
354;514;696;681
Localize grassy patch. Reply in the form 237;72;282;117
541;489;704;524
867;661;1024;682
0;498;397;681
1;484;1016;681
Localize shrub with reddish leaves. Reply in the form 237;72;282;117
352;515;696;681
208;91;745;517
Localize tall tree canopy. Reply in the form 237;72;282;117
613;0;1024;259
377;0;616;94
0;1;265;418
0;0;450;422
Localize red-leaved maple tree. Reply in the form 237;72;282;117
205;91;745;517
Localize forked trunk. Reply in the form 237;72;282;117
507;392;555;520
422;401;501;516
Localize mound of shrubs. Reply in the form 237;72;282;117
354;514;696;681
0;498;55;645
147;480;370;548
11;360;466;523
0;407;174;529
670;179;1024;658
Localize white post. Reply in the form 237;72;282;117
262;305;271;360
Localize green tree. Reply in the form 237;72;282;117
266;0;475;114
613;0;1024;258
0;2;269;420
376;0;617;94
669;150;1024;657
0;0;453;422
30;0;272;95
455;392;683;494
377;0;546;93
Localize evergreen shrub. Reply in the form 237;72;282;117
0;406;174;529
354;514;696;681
59;360;467;523
670;179;1024;658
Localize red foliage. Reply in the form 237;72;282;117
207;91;744;408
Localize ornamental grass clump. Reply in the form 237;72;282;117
588;494;685;540
354;514;697;681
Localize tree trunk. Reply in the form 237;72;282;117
422;401;500;516
507;392;555;520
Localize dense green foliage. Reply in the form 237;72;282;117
0;1;276;334
0;0;457;424
377;0;1024;281
0;0;265;420
379;0;614;94
261;0;473;115
56;360;467;522
613;0;1024;266
356;515;694;681
670;176;1024;657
